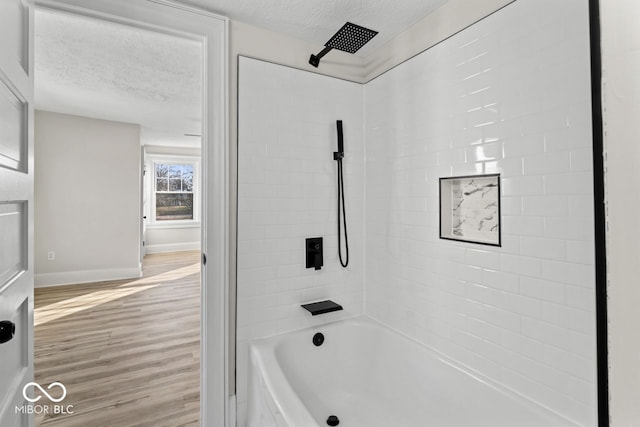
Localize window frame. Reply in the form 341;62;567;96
146;154;200;228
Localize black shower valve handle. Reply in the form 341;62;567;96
306;237;324;270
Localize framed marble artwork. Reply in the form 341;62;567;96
439;174;501;246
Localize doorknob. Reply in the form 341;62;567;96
0;320;15;344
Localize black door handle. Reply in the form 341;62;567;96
0;320;15;344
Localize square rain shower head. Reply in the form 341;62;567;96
325;22;378;54
309;22;378;67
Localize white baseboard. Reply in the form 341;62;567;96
145;242;201;254
35;266;142;288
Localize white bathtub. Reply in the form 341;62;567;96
247;316;576;427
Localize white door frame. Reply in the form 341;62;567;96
34;1;230;425
140;145;146;262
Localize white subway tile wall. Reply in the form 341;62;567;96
237;57;365;425
365;0;595;425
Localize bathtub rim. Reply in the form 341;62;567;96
248;314;582;427
249;332;320;426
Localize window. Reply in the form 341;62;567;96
154;162;195;221
145;155;199;227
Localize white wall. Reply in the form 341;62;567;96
237;2;598;425
233;3;608;426
34;110;141;286
362;0;514;80
228;24;364;369
227;4;519;401
228;25;360;391
600;0;640;424
236;56;364;426
143;145;201;254
145;226;200;254
364;0;596;425
143;144;200;157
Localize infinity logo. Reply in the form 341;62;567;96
22;382;67;403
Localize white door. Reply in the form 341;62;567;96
0;0;35;426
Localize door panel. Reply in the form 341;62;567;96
0;0;34;426
0;0;29;74
0;202;27;287
0;78;27;172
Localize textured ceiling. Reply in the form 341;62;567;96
35;9;202;140
34;1;449;143
183;0;448;56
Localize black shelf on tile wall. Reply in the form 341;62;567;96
301;300;343;316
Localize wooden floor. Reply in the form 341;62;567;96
34;251;201;427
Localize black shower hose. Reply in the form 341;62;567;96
337;158;349;268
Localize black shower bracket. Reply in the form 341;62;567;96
309;46;333;68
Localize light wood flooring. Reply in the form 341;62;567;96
34;251;201;427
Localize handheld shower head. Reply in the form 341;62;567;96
309;22;378;68
332;119;349;268
334;120;344;160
